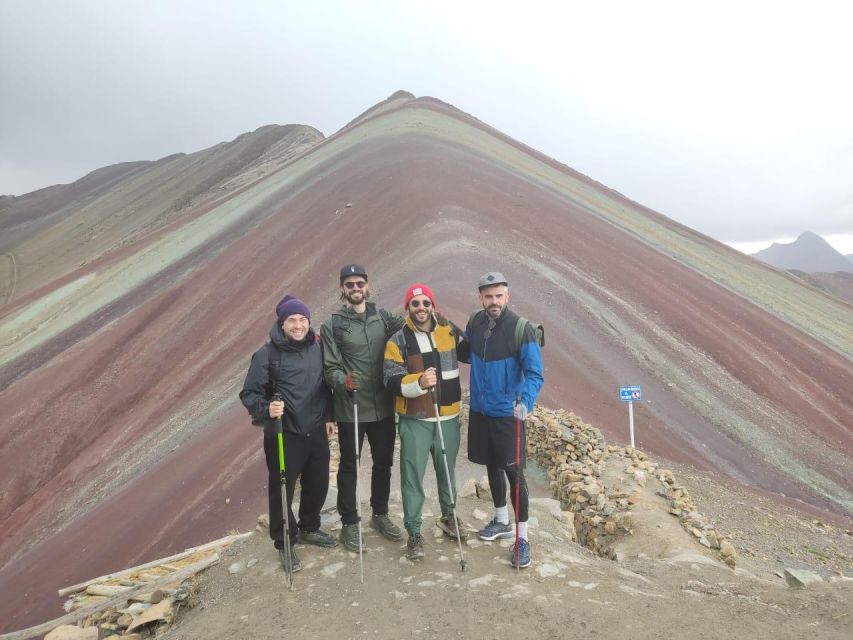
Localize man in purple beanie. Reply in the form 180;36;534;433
240;295;338;573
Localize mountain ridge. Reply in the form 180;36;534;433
0;91;850;631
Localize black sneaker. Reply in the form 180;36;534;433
298;528;339;548
339;523;368;552
278;546;302;573
406;533;425;561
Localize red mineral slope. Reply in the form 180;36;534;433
0;93;850;632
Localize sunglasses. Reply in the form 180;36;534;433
343;281;367;289
409;299;432;308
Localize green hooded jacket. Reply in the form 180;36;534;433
320;302;404;423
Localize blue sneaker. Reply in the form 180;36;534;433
478;518;513;541
510;539;531;568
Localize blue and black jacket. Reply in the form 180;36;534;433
459;308;544;417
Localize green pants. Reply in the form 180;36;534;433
398;415;460;536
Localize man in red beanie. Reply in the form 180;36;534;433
383;284;469;561
240;295;338;573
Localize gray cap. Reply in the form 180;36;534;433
478;271;508;290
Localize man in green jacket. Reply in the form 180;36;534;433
321;264;405;552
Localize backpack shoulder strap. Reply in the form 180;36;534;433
331;314;347;349
266;342;280;398
390;326;407;359
514;316;545;351
514;316;528;353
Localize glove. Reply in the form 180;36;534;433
513;401;529;421
345;372;360;393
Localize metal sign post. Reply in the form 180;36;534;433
619;386;642;447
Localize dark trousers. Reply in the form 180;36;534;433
336;415;395;525
263;427;330;549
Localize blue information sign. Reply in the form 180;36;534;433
619;385;642;403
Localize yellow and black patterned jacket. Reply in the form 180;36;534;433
382;312;463;420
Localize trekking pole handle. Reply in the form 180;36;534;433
271;393;284;434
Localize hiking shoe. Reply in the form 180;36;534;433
278;546;302;573
509;539;531;569
298;528;339;548
339;523;367;552
478;518;513;541
370;514;403;541
437;514;470;540
406;533;425;561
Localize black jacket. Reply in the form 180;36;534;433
239;324;332;435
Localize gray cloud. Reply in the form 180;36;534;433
2;0;851;248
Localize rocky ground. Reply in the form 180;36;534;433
159;493;851;640
36;406;852;640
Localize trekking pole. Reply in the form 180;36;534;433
352;389;364;584
430;387;466;571
514;394;522;575
273;393;294;591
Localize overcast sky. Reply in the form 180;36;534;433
2;1;852;253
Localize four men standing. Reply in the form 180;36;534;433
240;266;543;571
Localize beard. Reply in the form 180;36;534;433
342;288;369;305
485;304;504;318
409;309;432;328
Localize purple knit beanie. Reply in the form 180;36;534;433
275;295;311;324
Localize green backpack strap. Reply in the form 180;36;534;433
514;316;545;352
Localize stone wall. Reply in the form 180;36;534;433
526;406;736;567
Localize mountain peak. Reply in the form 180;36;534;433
753;232;853;274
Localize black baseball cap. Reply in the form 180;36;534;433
340;264;368;282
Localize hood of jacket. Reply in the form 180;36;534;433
269;322;318;352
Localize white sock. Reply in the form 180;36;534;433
517;521;529;541
495;506;509;525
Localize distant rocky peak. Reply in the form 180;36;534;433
752;231;853;274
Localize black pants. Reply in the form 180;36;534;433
336;415;395;525
263;427;330;549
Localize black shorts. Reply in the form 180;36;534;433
467;411;527;467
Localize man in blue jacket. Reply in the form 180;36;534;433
462;272;544;568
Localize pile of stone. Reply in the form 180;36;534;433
18;534;251;640
526;406;736;568
648;461;736;567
